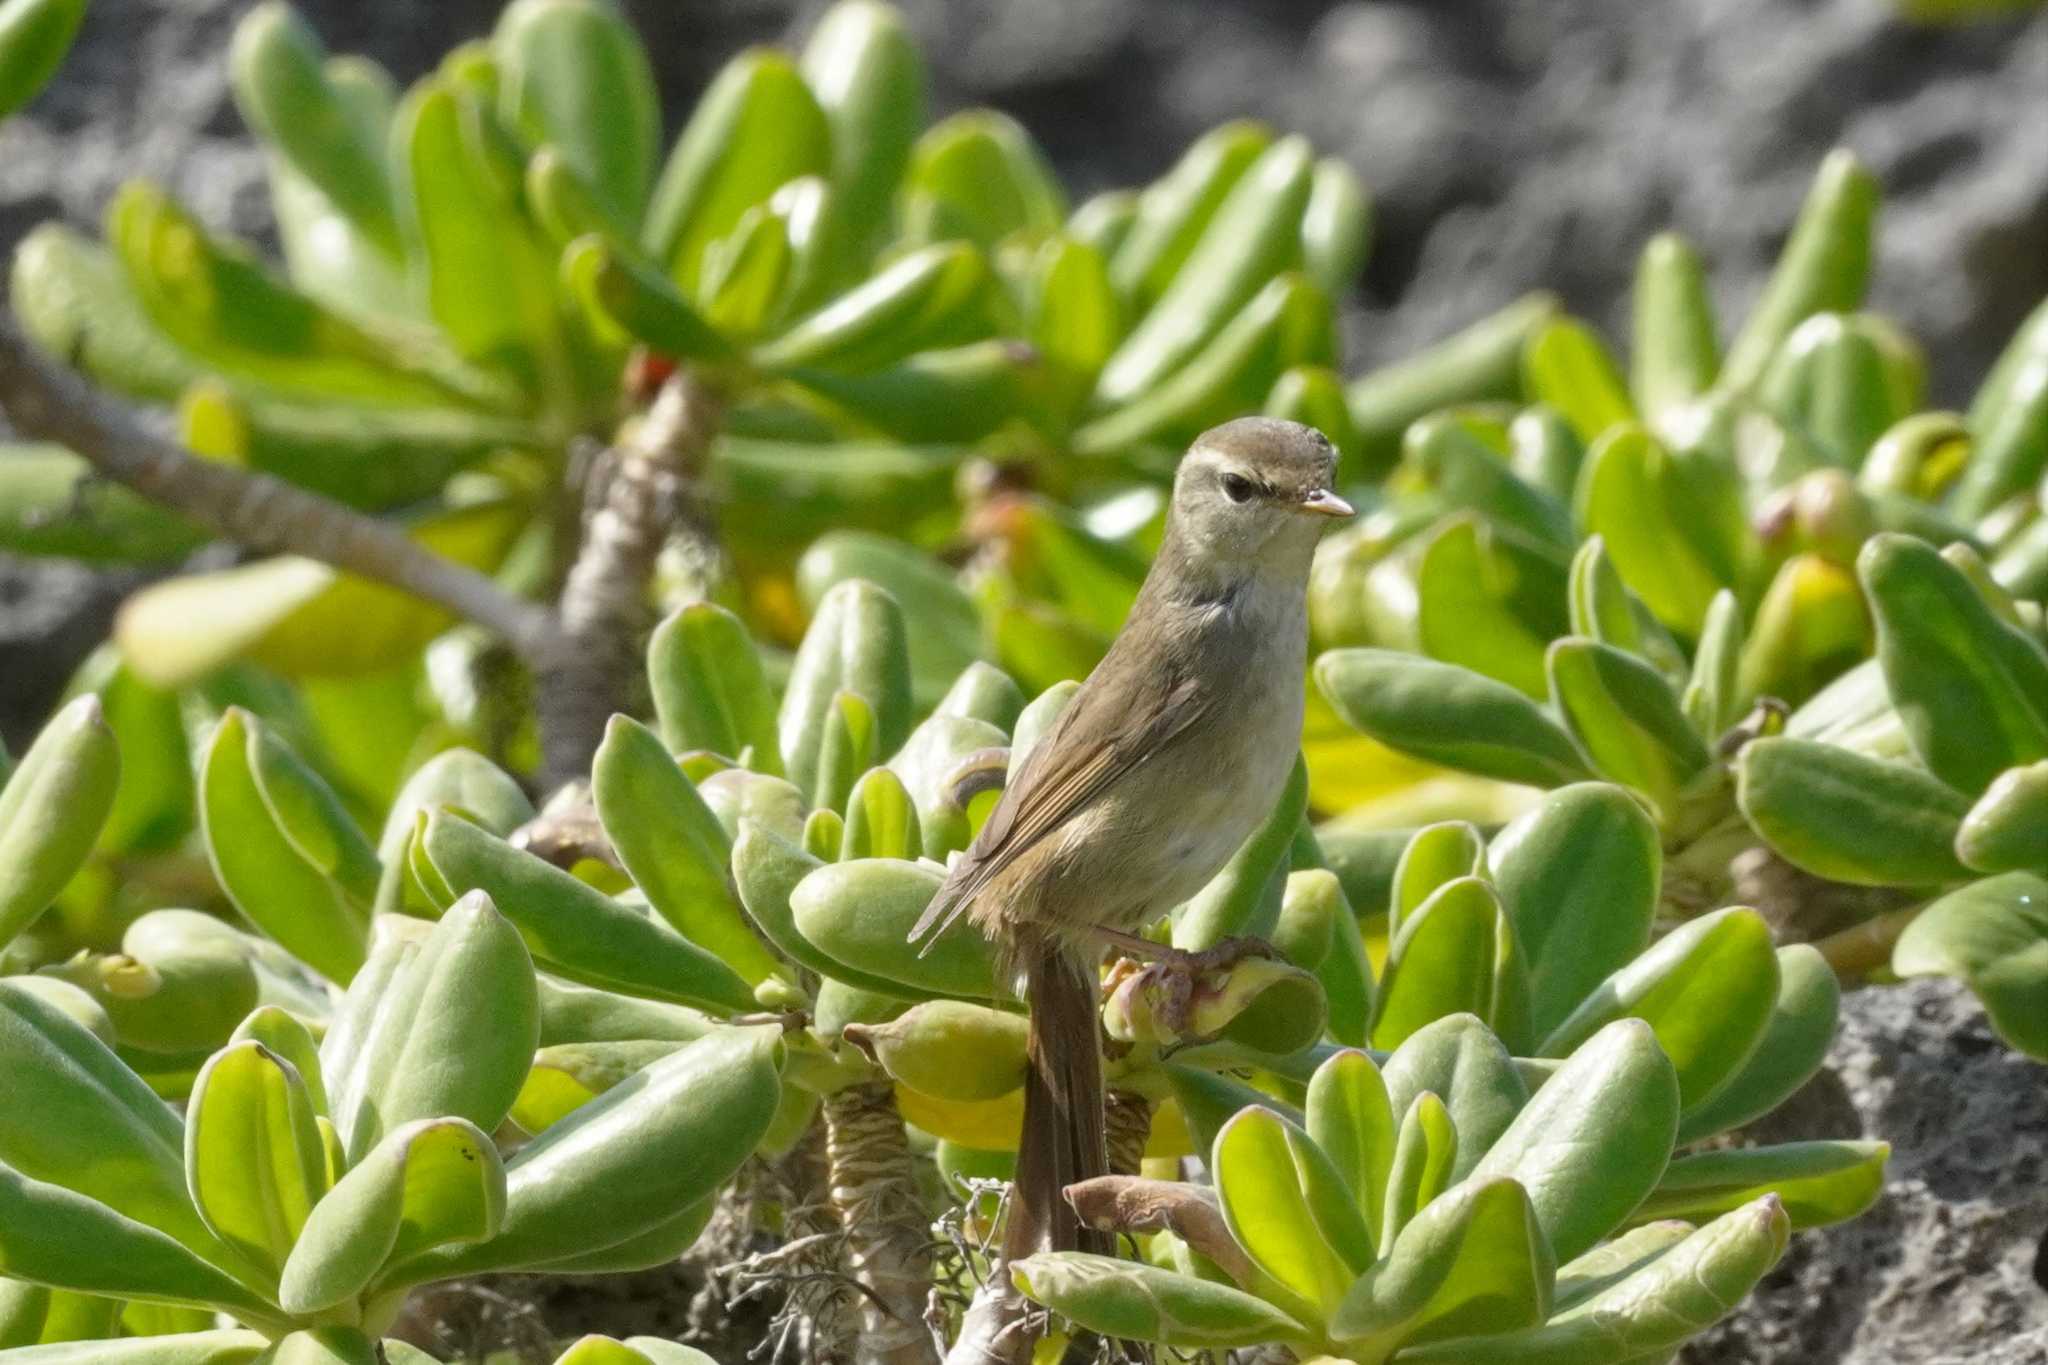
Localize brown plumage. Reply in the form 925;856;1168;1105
908;416;1351;1260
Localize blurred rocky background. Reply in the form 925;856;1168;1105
2;2;2046;1359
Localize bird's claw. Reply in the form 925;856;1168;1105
1106;936;1278;1039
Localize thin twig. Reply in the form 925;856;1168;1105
0;310;552;654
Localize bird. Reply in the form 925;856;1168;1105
908;416;1352;1260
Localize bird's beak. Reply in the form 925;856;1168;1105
1298;488;1354;518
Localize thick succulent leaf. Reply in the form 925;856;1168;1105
1631;233;1720;418
844;1000;1025;1102
0;445;205;564
0;1167;274;1323
323;892;538;1161
646;602;781;771
593;715;785;986
1306;1049;1396;1251
419;812;758;1013
39;912;259;1058
560;234;736;364
1389;822;1485;937
1300;156;1373;300
1632;1141;1887;1231
1735;737;1971;886
1487;784;1659;1039
791;858;995;999
1393;1196;1790;1364
1524;317;1633;445
1380;1015;1529;1186
1315;649;1590;789
1414;517;1567;699
901;109;1063;249
800;0;924;267
229;4;399;253
0;1331;269;1363
8;223;199;401
372;748;531;915
1215;1108;1373;1309
1096;134;1313;406
1298;871;1376;1046
1330;1177;1552;1356
732;820;928;999
277;1117;504;1315
1536;907;1778;1114
1684;589;1746;739
1011;1251;1310;1350
200;708;371;984
778;580;913;810
1719;149;1877;393
797;532;980;710
1111;120;1271;308
753;240;991;374
1957;761;2048;875
1893;872;2048;1060
517;1196;714;1274
494;0;657;224
1546;638;1710;820
1032;234;1121;424
1380;1092;1458;1250
0;0;83;119
1576;424;1750;637
1467;1018;1678;1263
1372;878;1530;1053
184;1041;328;1275
0;694;118;949
1861;533;2048;794
0;982;226;1262
386;1027;782;1279
1347;293;1557;476
1676;945;1839;1142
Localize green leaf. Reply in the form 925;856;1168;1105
392;80;567;395
1031;234;1122;423
1894;871;2048;1060
1524;317;1634;444
593;715;785;986
755;240;992;373
1416;517;1567;699
778;579;913;809
799;0;924;267
644;49;829;293
1329;1177;1552;1357
732;820;930;1000
1409;417;1573;550
323;893;538;1161
646;602;781;771
1536;907;1779;1114
1735;737;1972;886
1096;134;1315;406
1861;533;2048;793
1467;1018;1678;1262
1547;638;1711;820
388;1027;782;1279
1213;1108;1358;1312
372;748;531;916
419;813;758;1013
0;1282;121;1349
1267;365;1364;485
1953;301;2048;521
1957;761;2048;875
494;0;657;224
1634;1141;1887;1231
791;858;996;999
1676;944;1839;1142
1300;157;1372;300
1111;120;1271;307
0;444;203;564
1631;232;1720;420
200;708;371;984
0;0;83;119
7;223;198;402
901;109;1063;249
1487;783;1659;1039
797;531;980;709
1393;1196;1789;1364
1760;312;1912;468
277;1117;504;1314
1306;1049;1396;1252
1388;822;1486;938
183;1042;328;1275
229;4;399;254
1720;149;1878;394
1576;423;1751;636
0;982;228;1266
1347;294;1557;477
40;911;260;1057
0;694;118;949
1380;1014;1529;1185
254;1327;381;1365
1684;589;1746;738
106;184;489;409
1314;649;1591;789
1011;1251;1309;1350
1371;878;1529;1052
560;234;737;364
839;767;921;862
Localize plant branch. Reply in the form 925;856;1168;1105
0;311;553;652
535;364;724;789
822;1080;940;1365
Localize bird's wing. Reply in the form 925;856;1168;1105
908;652;1212;949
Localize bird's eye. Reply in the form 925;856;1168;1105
1221;473;1254;504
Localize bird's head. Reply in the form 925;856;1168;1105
1167;417;1351;578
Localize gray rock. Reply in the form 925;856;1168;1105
1685;975;2048;1365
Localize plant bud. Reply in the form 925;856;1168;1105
843;999;1027;1101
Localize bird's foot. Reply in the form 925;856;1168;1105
1098;933;1277;1039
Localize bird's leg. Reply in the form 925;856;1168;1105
1093;928;1277;1037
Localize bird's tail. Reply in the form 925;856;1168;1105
1005;945;1111;1261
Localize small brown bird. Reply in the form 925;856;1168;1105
909;416;1351;1259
